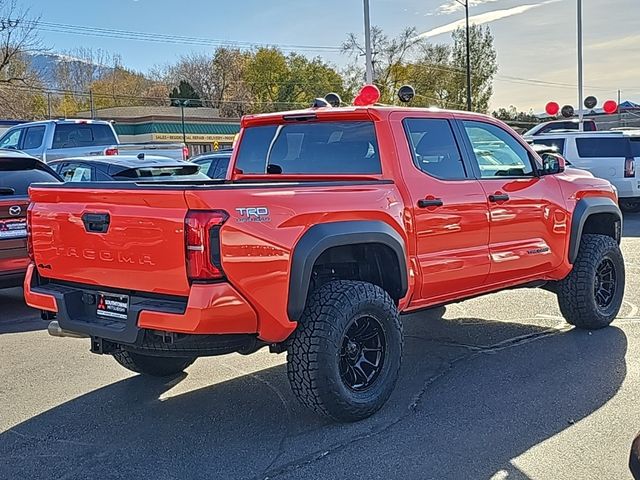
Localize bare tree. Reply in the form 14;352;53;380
164;48;251;116
0;0;43;84
55;47;114;93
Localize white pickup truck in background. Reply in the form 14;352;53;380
0;119;188;162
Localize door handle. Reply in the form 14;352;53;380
418;198;444;208
488;194;510;203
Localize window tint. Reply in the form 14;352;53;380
0;129;22;149
194;159;214;177
236;122;381;175
22;126;45;150
532;138;566;153
0;167;59;195
464;121;534;178
60;163;93;182
212;156;230;179
403;118;466;179
52;123;117;149
575;137;634;158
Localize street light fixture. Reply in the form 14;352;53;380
455;0;472;111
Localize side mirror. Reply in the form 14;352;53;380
541;153;566;175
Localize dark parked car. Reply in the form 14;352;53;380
190;151;232;179
0;150;61;288
48;154;210;182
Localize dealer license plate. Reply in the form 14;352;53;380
96;293;129;320
0;219;26;239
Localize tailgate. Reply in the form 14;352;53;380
29;186;190;296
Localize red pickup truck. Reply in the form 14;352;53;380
25;102;625;422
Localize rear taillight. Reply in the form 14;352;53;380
625;157;635;178
185;210;228;281
182;146;189;160
104;148;119;156
26;203;34;261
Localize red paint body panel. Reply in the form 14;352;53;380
23;264;58;312
138;282;258;334
26;106;619;344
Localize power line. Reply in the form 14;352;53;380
22;19;342;53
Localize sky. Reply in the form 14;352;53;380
26;0;640;111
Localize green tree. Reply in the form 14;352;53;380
244;47;348;113
169;80;202;106
341;24;498;112
450;25;498;112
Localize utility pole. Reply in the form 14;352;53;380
618;89;623;128
577;0;584;131
455;0;472;111
89;89;95;119
363;0;374;84
47;92;51;120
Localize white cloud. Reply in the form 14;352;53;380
416;0;562;39
588;34;640;51
438;0;501;15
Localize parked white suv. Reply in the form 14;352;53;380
525;130;640;212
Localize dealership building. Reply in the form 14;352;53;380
75;106;241;156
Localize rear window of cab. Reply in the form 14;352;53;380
235;121;381;175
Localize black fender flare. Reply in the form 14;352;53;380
569;197;622;264
287;220;408;321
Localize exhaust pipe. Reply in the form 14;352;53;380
47;321;89;339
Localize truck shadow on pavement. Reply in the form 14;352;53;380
0;310;628;480
0;287;44;334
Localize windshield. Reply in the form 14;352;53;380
235;121;381;175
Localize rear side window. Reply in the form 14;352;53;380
0;166;60;195
576;138;633;158
22;126;46;149
116;166;209;180
532;138;566;153
403;118;466;179
212;156;230;178
52;123;117;149
59;163;93;182
235;121;381;175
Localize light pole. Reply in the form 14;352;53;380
363;0;374;84
577;0;584;131
174;99;191;143
454;0;472;111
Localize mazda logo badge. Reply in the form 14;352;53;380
9;205;21;216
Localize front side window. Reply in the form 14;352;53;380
463;121;535;178
404;118;466;180
235;121;381;175
0;129;22;149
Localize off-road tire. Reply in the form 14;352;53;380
620;199;640;214
557;234;625;329
287;280;403;422
112;350;196;377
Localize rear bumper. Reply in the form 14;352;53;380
0;248;29;288
23;264;258;344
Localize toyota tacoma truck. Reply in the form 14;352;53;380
25;98;625;422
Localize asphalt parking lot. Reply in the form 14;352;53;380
2;216;640;480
